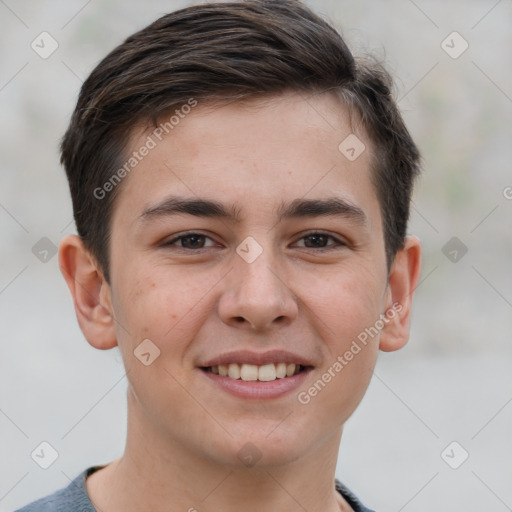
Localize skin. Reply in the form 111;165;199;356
59;91;421;512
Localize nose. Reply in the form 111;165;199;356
217;242;299;332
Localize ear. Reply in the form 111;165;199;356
379;235;422;352
58;234;118;350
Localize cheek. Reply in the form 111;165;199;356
296;264;383;419
306;262;385;346
111;263;217;361
110;272;206;415
312;344;378;430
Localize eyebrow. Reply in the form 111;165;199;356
139;196;367;226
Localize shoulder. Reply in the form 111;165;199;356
13;467;101;512
335;478;377;512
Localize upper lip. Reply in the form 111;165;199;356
200;349;314;368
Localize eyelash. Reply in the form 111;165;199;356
163;231;347;252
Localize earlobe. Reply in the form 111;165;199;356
379;235;422;352
58;235;118;350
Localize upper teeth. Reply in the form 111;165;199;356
209;363;300;381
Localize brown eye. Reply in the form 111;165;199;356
164;233;216;250
295;232;346;251
177;234;206;249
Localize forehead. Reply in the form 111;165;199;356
111;91;380;230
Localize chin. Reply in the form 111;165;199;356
212;428;307;470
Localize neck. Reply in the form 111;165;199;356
86;389;352;512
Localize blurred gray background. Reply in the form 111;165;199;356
1;1;511;511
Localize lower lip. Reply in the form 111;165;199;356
199;368;312;399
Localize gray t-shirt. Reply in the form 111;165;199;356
14;466;376;511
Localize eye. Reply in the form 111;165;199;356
294;231;347;251
163;232;216;250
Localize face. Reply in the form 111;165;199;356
106;92;391;467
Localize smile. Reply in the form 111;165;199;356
203;363;306;381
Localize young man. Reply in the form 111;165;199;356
16;1;421;510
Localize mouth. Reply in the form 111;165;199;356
201;362;310;382
198;349;314;399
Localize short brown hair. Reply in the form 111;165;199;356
60;0;421;283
